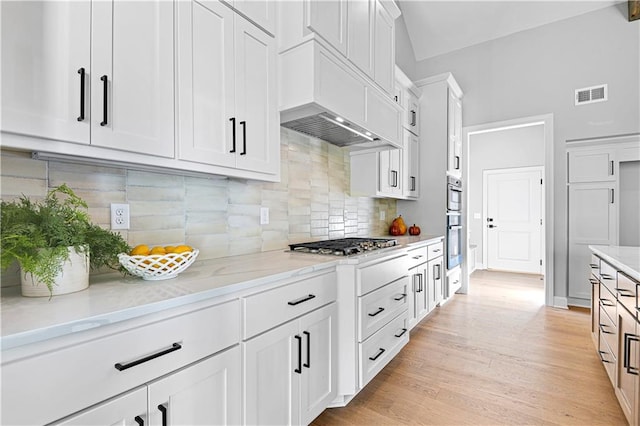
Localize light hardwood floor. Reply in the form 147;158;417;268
313;270;627;425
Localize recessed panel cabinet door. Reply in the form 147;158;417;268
55;387;147;426
177;0;236;168
1;1;90;144
373;0;394;95
306;0;347;55
347;0;374;77
234;16;278;174
234;0;276;35
148;346;242;426
92;0;174;158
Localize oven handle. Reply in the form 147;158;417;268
448;225;462;230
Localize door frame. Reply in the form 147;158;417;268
462;113;555;307
482;165;544;274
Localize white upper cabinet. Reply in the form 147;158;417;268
306;0;348;55
395;66;421;136
379;148;403;197
373;0;395;95
1;1;91;144
177;0;279;175
447;88;463;176
404;129;419;199
91;0;174;158
568;147;616;183
347;0;374;77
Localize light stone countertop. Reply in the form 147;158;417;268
589;245;640;281
1;235;443;350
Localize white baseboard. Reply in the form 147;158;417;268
553;296;568;309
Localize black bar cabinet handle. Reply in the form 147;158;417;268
609;160;614;176
158;404;167;426
100;75;108;126
229;117;236;153
303;331;311;368
411;110;416;126
77;68;85;121
395;328;407;338
411;176;416;191
599;323;614;335
610;188;615;204
455;155;460;170
369;348;386;361
368;307;385;317
288;294;316;306
598;350;613;363
114;343;182;371
394;294;407;301
589;263;599;269
600;299;615;307
601;273;614;280
294;335;302;374
134;416;144;426
615;287;635;297
240;120;247;155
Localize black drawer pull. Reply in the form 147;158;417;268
368;307;385;317
601;273;614;280
600;299;615;307
77;68;85;121
615;287;635;297
394;294;407;301
369;348;386;361
114;343;182;371
395;328;407;338
134;416;144;426
599;323;614;335
288;294;316;306
598;350;613;364
229;117;236;153
158;404;167;426
432;248;441;253
303;330;311;368
412;255;423;259
589;278;598;285
589;263;599;269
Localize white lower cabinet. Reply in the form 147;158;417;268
407;260;428;329
57;346;242;426
428;256;444;311
244;303;337;425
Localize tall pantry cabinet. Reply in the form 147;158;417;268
397;72;464;298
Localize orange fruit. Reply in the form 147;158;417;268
164;245;175;253
150;246;166;255
130;244;150;256
172;245;193;254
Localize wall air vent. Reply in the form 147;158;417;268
575;84;608;106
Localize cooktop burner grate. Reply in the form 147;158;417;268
289;237;398;256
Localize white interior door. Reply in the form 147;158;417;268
485;167;543;274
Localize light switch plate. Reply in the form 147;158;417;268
260;207;269;225
380;211;386;221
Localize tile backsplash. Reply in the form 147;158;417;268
1;128;396;286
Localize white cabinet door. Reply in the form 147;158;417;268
306;0;347;55
373;0;394;95
404;130;419;199
177;0;236;168
148;346;242;426
428;257;444;310
234;15;279;174
408;265;427;328
244;319;300;425
568;148;616;183
379;148;402;196
447;89;462;176
55;387;147;426
299;304;337;426
234;0;276;35
406;93;420;136
1;1;90;144
91;0;174;158
568;182;617;300
347;0;374;77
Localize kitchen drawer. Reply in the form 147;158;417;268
407;245;428;269
447;267;462;296
600;261;617;295
599;335;616;386
358;253;408;296
243;271;337;339
359;310;409;388
599;302;617;356
1;299;240;426
617;273;638;318
358;276;410;341
600;285;617;325
427;241;444;260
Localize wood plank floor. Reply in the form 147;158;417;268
313;270;627;425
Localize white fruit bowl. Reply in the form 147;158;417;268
118;249;199;280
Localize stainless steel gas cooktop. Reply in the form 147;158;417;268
289;237;397;256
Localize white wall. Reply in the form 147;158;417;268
395;15;417;79
620;161;640;247
414;4;640;298
469;124;545;265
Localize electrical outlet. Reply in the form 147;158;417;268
260;207;269;225
110;203;130;230
379;211;386;221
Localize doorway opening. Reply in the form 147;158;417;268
462;114;555;307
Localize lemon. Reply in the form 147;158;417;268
150;246;167;255
164;245;175;253
172;245;193;254
130;244;150;256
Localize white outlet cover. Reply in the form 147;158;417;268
260;207;269;225
111;203;130;230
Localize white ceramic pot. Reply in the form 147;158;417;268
21;247;90;297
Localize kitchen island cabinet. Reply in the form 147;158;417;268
590;245;640;426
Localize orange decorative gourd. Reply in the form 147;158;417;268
409;224;421;236
390;215;407;235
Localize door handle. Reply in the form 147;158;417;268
240;120;247;155
114;343;182;371
294;335;302;374
157;404;167;426
391;170;398;188
303;331;311;368
455;155;460;170
229;117;236;153
411;176;416;191
77;68;85;121
610;188;614;204
100;75;108;126
487;224;497;229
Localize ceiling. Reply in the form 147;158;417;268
399;0;622;61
